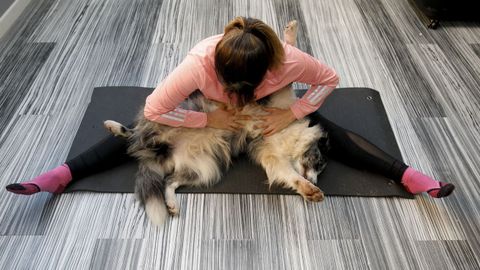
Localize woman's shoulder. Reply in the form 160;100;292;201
185;34;223;74
267;42;305;79
189;34;224;56
282;42;309;65
277;42;326;76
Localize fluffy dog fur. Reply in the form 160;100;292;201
104;86;328;225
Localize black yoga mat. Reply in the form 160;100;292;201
65;87;413;199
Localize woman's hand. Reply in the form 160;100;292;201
258;107;297;136
206;108;251;131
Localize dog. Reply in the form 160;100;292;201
104;86;329;225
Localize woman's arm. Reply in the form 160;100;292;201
259;46;339;136
288;46;340;119
144;55;208;128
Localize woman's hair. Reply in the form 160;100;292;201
215;17;285;106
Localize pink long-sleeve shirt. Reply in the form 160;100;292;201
144;34;339;128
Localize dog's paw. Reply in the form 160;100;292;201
166;201;180;216
104;120;130;137
296;179;324;202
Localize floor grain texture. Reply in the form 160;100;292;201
1;0;479;269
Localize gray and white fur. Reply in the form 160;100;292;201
104;86;329;225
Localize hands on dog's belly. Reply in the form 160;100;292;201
206;107;252;131
257;107;296;136
231;104;296;138
206;101;296;137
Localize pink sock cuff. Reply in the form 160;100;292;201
24;164;73;193
401;167;416;184
61;163;72;179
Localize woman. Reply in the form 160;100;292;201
6;17;454;198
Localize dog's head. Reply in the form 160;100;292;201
300;139;328;182
317;133;330;156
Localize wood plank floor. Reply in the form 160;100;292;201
1;0;479;269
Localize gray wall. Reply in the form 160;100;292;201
0;0;15;17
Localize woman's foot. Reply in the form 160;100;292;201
401;167;455;198
6;164;72;195
283;20;298;46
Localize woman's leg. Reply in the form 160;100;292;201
308;112;455;198
65;134;132;180
6;126;134;195
284;20;453;198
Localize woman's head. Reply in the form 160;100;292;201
215;17;285;106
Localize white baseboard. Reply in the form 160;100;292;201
0;0;34;39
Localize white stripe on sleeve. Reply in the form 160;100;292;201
160;108;187;122
307;86;332;105
161;113;185;122
306;85;325;103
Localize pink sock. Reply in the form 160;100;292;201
401;167;455;198
6;164;72;195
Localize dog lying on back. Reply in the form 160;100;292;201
104;86;328;225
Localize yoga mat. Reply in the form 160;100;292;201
65;87;413;199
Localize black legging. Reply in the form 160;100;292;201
66;134;133;180
307;111;407;182
66;113;408;183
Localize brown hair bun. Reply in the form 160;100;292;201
215;17;285;106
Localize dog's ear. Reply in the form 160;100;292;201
318;135;330;154
307;112;322;127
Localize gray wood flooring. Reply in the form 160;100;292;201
1;0;479;269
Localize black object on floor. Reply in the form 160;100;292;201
65;87;413;199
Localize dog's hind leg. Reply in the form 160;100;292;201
256;154;324;202
103;120;133;138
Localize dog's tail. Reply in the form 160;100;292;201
145;195;168;226
105;120;169;225
135;164;169;226
103;120;133;138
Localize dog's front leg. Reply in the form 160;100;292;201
257;154;324;202
164;181;180;216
